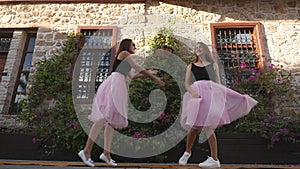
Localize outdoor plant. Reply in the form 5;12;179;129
117;27;187;142
217;62;299;147
16;27;299;160
18;33;86;155
126;28;299;150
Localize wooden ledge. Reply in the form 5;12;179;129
0;160;299;168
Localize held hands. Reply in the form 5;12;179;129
143;69;165;87
148;69;158;75
146;69;165;87
154;77;165;87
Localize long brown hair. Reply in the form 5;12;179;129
115;38;133;57
193;42;225;84
193;42;214;63
109;38;133;74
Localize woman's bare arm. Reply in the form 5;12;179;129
185;64;199;98
120;52;165;86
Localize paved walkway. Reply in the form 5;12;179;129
0;160;299;169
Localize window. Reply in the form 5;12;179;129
210;22;265;87
73;26;117;103
10;33;36;114
0;32;13;81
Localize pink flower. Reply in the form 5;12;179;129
280;128;289;134
271;136;280;143
32;137;37;144
258;68;264;73
240;61;247;69
73;122;78;129
133;132;141;138
158;111;165;121
248;75;256;81
133;132;148;138
248;68;257;73
266;64;275;69
277;78;283;84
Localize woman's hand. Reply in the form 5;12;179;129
190;90;200;98
154;77;165;87
148;69;158;75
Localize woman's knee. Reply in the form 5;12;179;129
190;128;200;134
94;119;107;126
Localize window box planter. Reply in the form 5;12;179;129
0;133;299;164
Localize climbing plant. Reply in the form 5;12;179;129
112;27;193;160
18;33;86;155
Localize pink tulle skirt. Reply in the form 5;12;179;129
88;72;128;129
181;80;257;129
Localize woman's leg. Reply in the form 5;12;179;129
103;123;114;160
207;130;218;160
179;128;200;165
83;119;106;159
186;128;200;153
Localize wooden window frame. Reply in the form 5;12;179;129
9;31;37;114
73;26;117;103
77;25;117;74
77;26;117;50
0;31;13;82
210;22;266;87
210;22;266;67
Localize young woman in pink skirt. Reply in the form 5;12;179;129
78;38;165;167
178;42;257;168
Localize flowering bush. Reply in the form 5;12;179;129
217;62;299;147
260;111;299;147
118;27;186;139
18;33;87;155
16;28;189;158
15;28;299;159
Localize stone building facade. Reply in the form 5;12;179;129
0;0;299;127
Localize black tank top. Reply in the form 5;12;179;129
190;63;215;82
112;58;132;76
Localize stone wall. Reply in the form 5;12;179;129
0;0;299;123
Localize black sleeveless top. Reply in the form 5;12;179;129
190;63;215;82
112;58;132;76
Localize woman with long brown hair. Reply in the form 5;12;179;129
78;38;165;167
178;42;257;168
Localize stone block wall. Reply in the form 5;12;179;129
0;0;299;124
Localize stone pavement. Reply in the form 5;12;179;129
0;160;299;169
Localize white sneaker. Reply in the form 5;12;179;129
198;156;221;168
178;152;191;165
78;150;95;167
99;153;117;166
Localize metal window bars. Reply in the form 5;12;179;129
0;37;12;51
75;29;113;100
216;28;260;87
95;49;111;91
81;30;112;49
